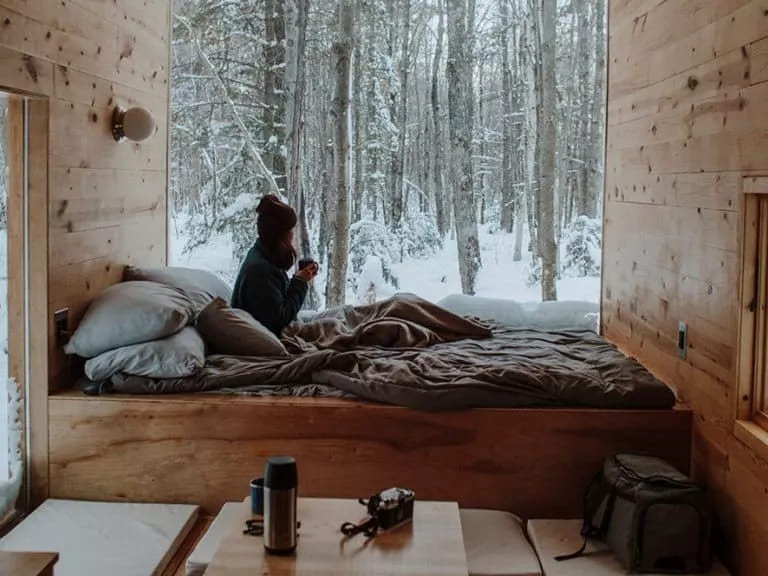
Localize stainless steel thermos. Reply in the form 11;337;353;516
263;456;298;555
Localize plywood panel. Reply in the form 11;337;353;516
605;1;768;574
0;0;171;497
50;98;166;170
0;2;167;95
48;394;692;517
751;36;768;84
608;45;751;127
0;44;53;95
49;167;164;234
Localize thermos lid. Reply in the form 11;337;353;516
264;456;298;490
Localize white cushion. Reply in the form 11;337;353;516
0;499;198;576
527;519;731;576
186;502;241;576
460;509;542;576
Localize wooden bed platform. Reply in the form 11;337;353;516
48;391;692;517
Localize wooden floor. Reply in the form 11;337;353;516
48;392;692;518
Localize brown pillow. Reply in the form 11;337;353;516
196;298;288;357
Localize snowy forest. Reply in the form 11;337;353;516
169;0;606;309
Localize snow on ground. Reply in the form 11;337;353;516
169;219;600;307
0;232;8;481
169;217;240;285
392;223;600;304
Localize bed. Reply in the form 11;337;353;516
49;273;687;515
87;293;677;411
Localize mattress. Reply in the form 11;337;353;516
103;327;677;411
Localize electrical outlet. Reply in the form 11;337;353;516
54;308;69;347
678;321;688;359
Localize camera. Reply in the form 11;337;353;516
341;487;415;537
366;487;415;531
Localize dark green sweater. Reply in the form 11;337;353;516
231;240;308;335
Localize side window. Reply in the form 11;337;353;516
739;185;768;432
0;94;27;524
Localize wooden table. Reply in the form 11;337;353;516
204;497;468;575
0;551;58;576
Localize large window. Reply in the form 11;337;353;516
169;0;606;310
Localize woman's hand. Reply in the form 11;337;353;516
295;262;319;283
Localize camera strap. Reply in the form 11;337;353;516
341;515;379;538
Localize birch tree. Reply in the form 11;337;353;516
586;0;606;219
538;0;557;301
431;0;447;236
499;0;513;233
391;0;412;229
447;0;481;294
326;0;354;306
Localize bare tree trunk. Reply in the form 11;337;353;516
364;8;383;221
499;0;514;233
519;0;537;260
447;0;481;294
478;61;486;226
327;1;354;307
285;0;309;220
586;0;606;219
513;194;525;260
538;0;557;301
431;0;447;236
263;0;287;192
385;0;397;223
352;0;364;223
574;0;591;216
390;0;411;229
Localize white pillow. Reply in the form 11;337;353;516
196;298;288;357
64;281;195;358
85;327;206;381
124;266;232;310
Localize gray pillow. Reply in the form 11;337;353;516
64;281;195;358
196;298;288;357
85;327;206;381
124;266;232;310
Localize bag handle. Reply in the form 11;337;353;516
555;471;614;562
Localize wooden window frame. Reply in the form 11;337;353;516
0;88;49;518
736;177;768;460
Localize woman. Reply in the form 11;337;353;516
231;194;318;335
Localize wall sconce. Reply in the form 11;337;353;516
111;106;156;143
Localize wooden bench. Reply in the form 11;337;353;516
0;500;198;576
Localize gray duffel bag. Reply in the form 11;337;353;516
557;454;713;573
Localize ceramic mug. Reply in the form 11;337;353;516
250;477;265;515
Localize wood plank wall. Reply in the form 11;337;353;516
0;0;171;389
604;1;768;573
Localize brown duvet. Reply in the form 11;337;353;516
109;294;677;410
